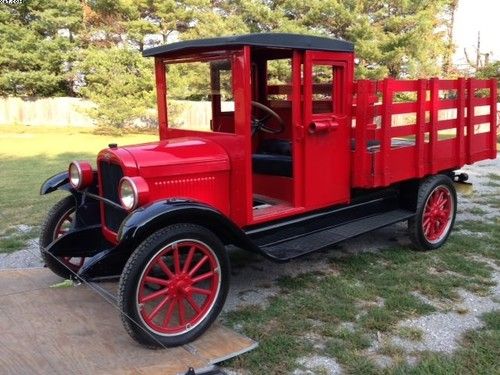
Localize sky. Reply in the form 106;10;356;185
453;0;500;66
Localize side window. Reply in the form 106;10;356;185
267;59;292;101
312;65;335;114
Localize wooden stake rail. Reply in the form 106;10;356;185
352;78;497;188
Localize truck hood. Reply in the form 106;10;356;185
120;137;230;178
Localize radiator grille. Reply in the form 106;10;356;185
99;161;127;232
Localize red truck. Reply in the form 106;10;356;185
40;33;497;348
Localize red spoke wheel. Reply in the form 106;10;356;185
118;224;229;348
40;196;84;278
408;174;457;250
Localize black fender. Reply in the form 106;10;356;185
40;171;71;195
76;200;280;280
117;199;279;261
40;170;101;228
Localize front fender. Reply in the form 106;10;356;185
40;171;71;195
117;199;277;260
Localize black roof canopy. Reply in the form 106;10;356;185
143;33;354;58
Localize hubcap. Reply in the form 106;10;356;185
53;208;85;271
422;186;453;244
136;240;221;336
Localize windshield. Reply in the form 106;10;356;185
166;59;234;133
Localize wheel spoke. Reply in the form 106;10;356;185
191;271;214;284
173;243;181;274
190;287;211;296
188;255;208;277
185;294;201;314
139;287;168;303
143;275;170;287
162;299;177;328
177;299;186;326
157;258;175;279
147;295;170;321
182;246;196;273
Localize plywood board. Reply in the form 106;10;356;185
0;268;257;375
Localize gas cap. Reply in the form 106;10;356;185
108;143;118;149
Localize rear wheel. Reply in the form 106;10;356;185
39;196;86;279
408;174;457;250
118;224;230;348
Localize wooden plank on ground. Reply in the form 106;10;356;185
0;268;257;375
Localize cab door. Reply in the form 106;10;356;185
301;51;353;208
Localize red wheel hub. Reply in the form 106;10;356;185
137;241;220;336
422;186;453;243
53;209;85;271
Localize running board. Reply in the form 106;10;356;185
260;209;414;261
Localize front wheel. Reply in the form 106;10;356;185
118;224;230;348
408;174;457;250
39;196;86;279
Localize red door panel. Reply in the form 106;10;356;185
302;51;353;208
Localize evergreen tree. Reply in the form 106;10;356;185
0;0;82;96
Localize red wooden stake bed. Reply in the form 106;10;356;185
39;33;497;348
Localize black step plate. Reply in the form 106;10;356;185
261;209;414;260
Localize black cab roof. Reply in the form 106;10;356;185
143;33;354;58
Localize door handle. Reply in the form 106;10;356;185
308;119;339;134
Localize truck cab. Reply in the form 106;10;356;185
140;33;355;228
39;33;497;348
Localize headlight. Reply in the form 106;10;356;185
68;161;93;189
119;176;149;211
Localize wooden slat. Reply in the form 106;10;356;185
471;79;490;89
416;79;427;177
474;114;491;124
390;80;419;91
437;119;457;130
353;80;371;186
438;99;459;110
430;78;439;173
267;85;292;95
437;80;459;90
466;79;475;163
390;102;418;115
489;79;498;158
390;125;417;137
474;97;491;106
381;79;393;185
456;78;466;165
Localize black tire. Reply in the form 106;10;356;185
39;195;82;279
118;223;230;348
408;174;457;251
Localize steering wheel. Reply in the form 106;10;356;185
251;101;285;135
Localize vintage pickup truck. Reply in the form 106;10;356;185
39;33;497;348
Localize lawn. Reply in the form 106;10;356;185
222;219;500;374
0;125;156;253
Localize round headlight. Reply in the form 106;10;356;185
118;176;149;211
119;178;137;210
68;161;94;190
69;163;81;188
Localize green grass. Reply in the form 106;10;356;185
397;327;424;342
223;217;499;374
0;126;156;252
